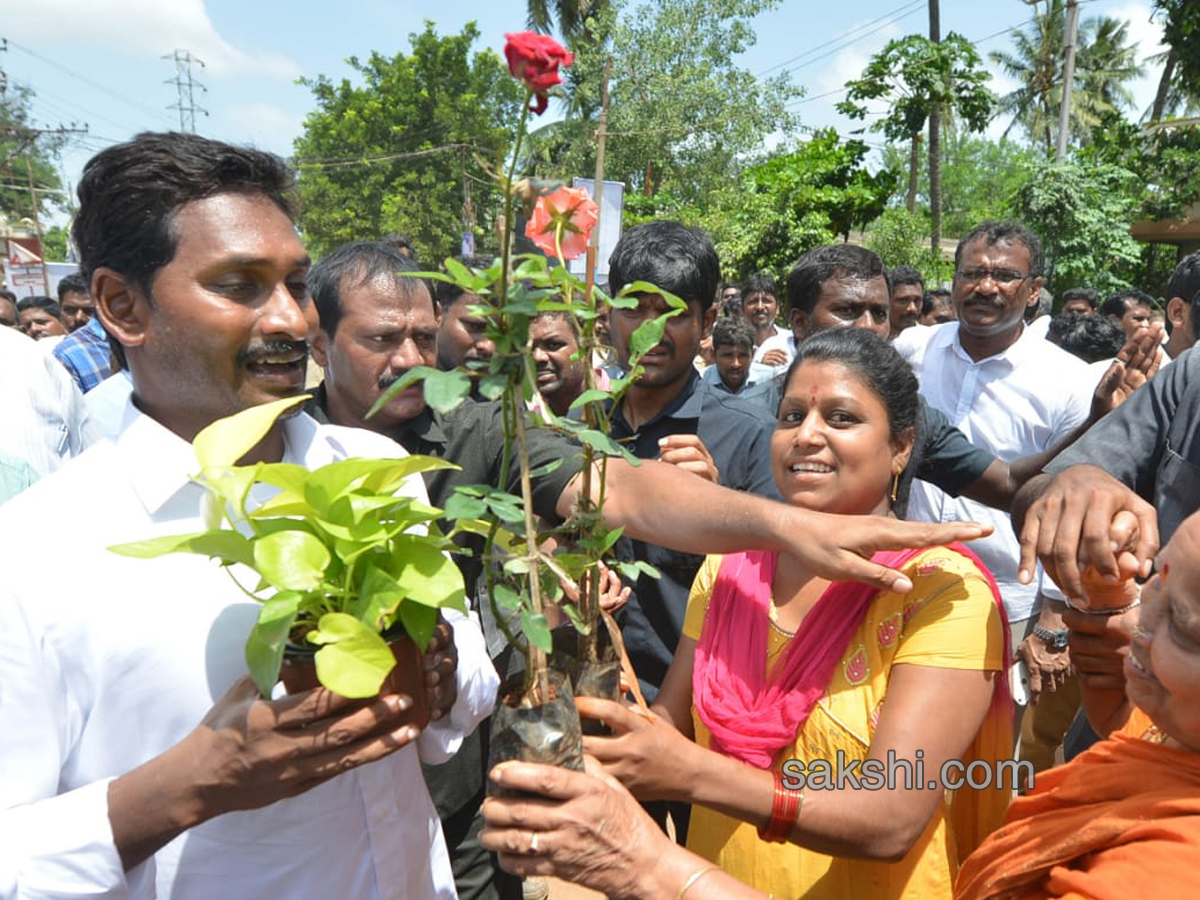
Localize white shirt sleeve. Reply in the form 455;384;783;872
0;779;136;900
416;606;498;764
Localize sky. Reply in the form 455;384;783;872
0;0;1170;228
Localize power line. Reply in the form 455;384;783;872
756;0;925;77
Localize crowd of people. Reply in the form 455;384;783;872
2;128;1199;900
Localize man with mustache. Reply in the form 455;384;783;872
0;132;496;900
893;222;1097;771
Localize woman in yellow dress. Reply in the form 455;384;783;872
580;328;1012;900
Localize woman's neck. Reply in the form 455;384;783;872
771;553;832;634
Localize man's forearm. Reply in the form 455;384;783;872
107;740;209;870
1010;472;1052;537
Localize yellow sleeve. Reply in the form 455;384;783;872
683;555;724;641
892;549;1005;671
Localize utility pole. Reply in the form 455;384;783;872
163;50;208;133
928;0;942;254
585;55;612;295
1056;0;1081;161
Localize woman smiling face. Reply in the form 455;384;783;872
1126;514;1200;752
771;359;912;518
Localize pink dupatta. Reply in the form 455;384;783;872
692;544;1010;770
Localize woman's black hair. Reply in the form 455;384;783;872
783;328;920;514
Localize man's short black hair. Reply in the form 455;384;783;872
888;266;924;292
607;221;720;314
17;295;62;318
921;288;951;316
1060;287;1099;311
1165;251;1200;340
1047;311;1125;364
1099;288;1155;320
56;272;89;300
308;241;432;337
785;244;890;315
72;131;296;294
432;255;496;312
740;272;778;299
711;315;755;351
0;288;17;303
955;221;1044;277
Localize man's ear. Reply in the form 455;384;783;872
310;328;330;368
1027;278;1045;309
702;304;717;335
788;307;809;341
92;267;149;352
1167;296;1187;329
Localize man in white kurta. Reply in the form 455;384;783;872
0;131;496;900
0;402;496;899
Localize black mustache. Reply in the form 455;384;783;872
237;340;308;365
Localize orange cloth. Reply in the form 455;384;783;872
955;708;1200;900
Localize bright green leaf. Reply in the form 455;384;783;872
520;611;552;653
310;613;396;698
253;530;331;591
193;396;308;469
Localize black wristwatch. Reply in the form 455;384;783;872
1033;624;1069;652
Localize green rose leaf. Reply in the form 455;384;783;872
252;529;330;591
520;610;552;653
423;368;472;414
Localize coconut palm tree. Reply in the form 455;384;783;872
991;0;1143;153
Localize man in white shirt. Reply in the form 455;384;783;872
893;222;1096;649
0;132;496;900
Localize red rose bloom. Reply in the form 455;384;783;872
504;31;574;115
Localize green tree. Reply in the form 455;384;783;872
0;82;67;226
865;208;947;283
292;22;525;262
708;129;897;280
879;130;1039;239
1010;159;1143;295
538;0;801;223
838;33;993;225
1154;1;1200;89
991;1;1144;154
527;0;609;43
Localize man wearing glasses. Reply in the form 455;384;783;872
893;221;1096;668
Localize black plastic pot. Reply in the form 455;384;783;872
487;668;584;797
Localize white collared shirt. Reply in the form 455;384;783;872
0;399;497;900
894;322;1096;621
752;325;794;367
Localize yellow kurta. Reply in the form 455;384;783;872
683;547;1010;900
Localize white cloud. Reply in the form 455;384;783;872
223;102;306;157
0;0;301;80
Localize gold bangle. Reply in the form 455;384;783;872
674;864;719;900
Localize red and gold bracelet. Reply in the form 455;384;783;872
757;768;804;843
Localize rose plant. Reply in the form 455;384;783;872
373;31;682;705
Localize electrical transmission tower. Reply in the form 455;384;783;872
163;50;207;133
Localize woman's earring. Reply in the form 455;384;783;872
890;472;899;504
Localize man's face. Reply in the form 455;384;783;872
715;342;751;392
19;306;67;340
889;283;923;335
919;297;956;326
0;297;18;329
1062;298;1094;316
743;290;778;334
1114;300;1152;339
59;290;95;332
436;293;494;371
952;238;1040;351
117;192;312;443
610;292;713;392
530;314;585;413
311;274;438;434
789;276;890;342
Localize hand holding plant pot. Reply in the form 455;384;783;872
111;395;468;718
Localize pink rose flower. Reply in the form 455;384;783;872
525;185;599;261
